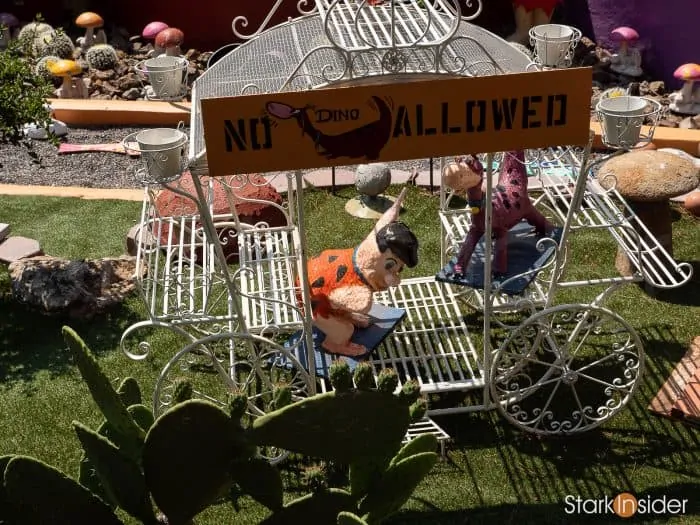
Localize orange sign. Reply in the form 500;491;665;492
200;68;592;177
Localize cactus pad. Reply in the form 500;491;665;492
352;362;375;391
143;400;243;524
171;378;194;405
73;421;156;523
260;488;355;525
231;457;283;511
376;368;399;394
62;327;145;446
117;377;142;407
337;511;370;525
4;455;123;525
398;380;421;405
251;390;410;464
228;391;248;422
329;361;353;392
408;398;428;422
390;434;437;467
358;451;438;522
0;455;15;521
271;383;292;410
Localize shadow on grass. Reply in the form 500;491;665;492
0;291;143;390
646;261;700;307
388;482;700;524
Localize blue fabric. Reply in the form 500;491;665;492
436;222;563;296
283;303;406;378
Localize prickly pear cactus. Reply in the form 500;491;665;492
3;455;124;524
329;361;353;392
250;362;411;464
376;368;399;394
171;378;194;405
143;400;250;525
85;43;119;71
62;326;145;449
73;421;156;523
260;488;355;525
230;456;284;512
337;511;370;525
0;455;14;522
117;377;142;407
353;362;376;391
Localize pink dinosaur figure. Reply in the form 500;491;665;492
454;150;554;276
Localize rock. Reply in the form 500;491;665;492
0;236;42;264
154;172;287;263
8;255;142;319
121;87;142;100
126;223;157;256
679;116;700;129
355;163;392;197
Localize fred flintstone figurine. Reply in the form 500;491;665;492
304;188;418;357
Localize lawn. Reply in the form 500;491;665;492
0;186;699;524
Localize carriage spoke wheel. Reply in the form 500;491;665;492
490;304;644;436
152;333;313;465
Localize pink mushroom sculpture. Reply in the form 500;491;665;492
609;26;642;77
142;21;168;55
669;63;700;115
0;12;19;48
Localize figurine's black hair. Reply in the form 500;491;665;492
376;221;418;268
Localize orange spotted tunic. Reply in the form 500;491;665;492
303;247;369;317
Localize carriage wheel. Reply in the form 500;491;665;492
153;332;313;464
490;304;644;435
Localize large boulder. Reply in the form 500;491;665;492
8;255;141;319
153;172;286;263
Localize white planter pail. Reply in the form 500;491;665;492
596;96;648;147
135;128;187;181
144;56;185;99
532;24;574;68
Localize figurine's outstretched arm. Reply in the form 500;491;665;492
366;187;408;245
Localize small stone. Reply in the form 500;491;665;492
116;72;141;91
95;69;116;80
679;116;700;129
121;87;141;100
0;236;42;264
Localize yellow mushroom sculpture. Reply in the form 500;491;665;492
47;59;88;99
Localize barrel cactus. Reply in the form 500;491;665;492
36;30;75;59
85;43;119;70
34;55;61;82
17;22;53;56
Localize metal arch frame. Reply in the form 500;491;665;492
122;0;692;439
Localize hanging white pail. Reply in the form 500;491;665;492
596;96;648;147
144;56;185;99
531;24;574;68
135;128;187;181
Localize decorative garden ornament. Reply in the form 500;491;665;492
609;26;643;77
304;188;418;356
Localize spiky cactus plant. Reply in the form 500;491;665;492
85;43;119;70
34;54;61;81
36;30;75;59
17;21;53;56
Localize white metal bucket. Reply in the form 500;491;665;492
596;96;648;147
531;24;574;68
144;56;186;99
135;128;187;181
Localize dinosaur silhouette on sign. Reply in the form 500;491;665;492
266;96;393;161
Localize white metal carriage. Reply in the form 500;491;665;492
120;0;693;455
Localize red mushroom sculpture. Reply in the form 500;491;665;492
155;27;184;57
669;63;700;115
609;26;642;77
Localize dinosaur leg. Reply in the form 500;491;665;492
524;206;554;236
314;314;368;357
454;229;482;275
507;5;534;46
493;233;509;276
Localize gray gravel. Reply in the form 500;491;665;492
0;126;435;189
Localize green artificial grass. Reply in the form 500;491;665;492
0;188;699;524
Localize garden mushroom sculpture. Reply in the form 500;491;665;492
155;27;184;57
669;63;700;115
47;59;87;99
75;11;106;50
609;26;642;77
142;21;169;56
0;12;19;48
596;150;699;277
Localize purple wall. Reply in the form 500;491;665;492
562;0;700;89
